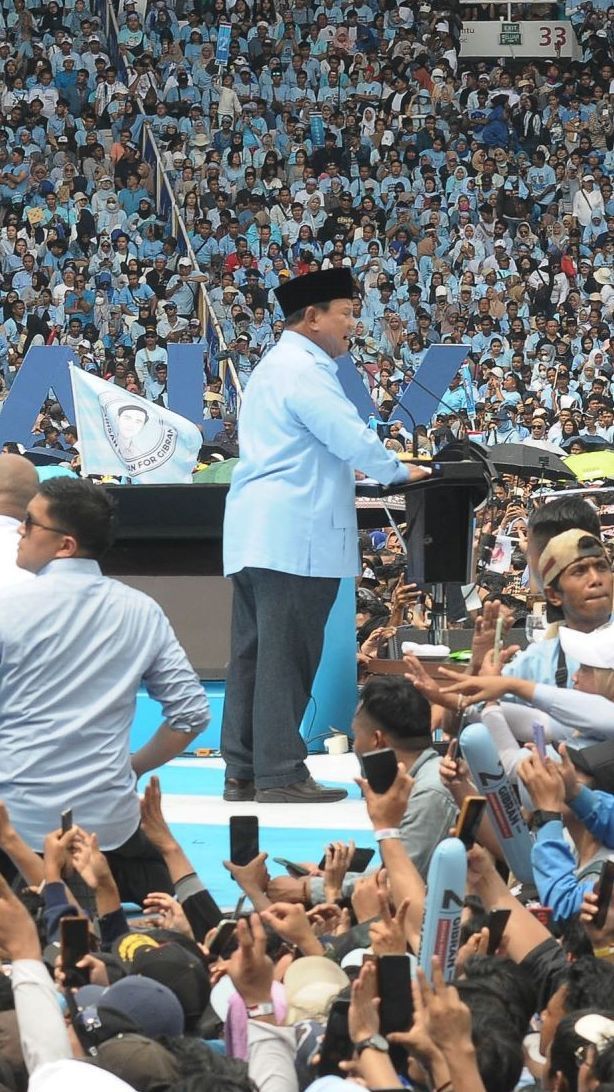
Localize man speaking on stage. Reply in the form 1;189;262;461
222;268;431;804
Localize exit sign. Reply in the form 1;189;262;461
500;22;522;43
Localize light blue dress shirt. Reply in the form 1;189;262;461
0;558;209;851
223;330;408;579
503;636;579;687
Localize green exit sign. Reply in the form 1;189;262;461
499;22;522;43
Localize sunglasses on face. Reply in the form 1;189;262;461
23;512;71;536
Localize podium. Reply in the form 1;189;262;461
358;453;491;584
358;445;493;643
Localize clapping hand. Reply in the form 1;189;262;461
140;776;176;855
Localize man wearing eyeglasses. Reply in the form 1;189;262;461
530;417;547;440
0;477;209;904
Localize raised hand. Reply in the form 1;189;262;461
558;743;581;802
323;840;355;902
440;751;473;795
455;926;490;972
479;645;520;676
0;873;41;961
361;626;397;659
227;913;274;1007
70;829;114;891
0;802;15;849
357;762;414;831
223;852;270;896
437;668;510;707
142;891;194;938
369;888;411;957
517;752;565;812
261;902;323;956
470;600;510;672
416;957;474;1053
43;828;77;881
140;776;176;854
347;959;380;1044
403;653;445;706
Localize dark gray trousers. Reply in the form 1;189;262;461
221;567;340;789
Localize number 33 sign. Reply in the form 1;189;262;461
460;20;576;58
539;25;567;48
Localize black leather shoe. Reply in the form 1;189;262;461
223;778;255;802
255;776;347;804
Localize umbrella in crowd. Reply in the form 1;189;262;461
560;435;610;453
565;451;614;482
489;444;576;482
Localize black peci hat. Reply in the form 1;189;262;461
274;268;354;320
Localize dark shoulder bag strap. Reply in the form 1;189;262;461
555;640;568;688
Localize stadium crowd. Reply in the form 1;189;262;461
0;0;609;453
0;0;614;1086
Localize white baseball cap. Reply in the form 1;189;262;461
559;623;614;670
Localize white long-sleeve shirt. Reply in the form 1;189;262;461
248;1022;299;1092
10;959;71;1074
0;517;34;591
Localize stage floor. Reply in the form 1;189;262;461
148;753;375;909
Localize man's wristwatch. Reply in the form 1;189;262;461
355;1034;390;1055
532;809;562;830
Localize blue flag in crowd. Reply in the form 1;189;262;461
69;365;202;483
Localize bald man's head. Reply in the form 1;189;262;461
0;454;39;520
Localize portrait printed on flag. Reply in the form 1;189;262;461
98;389;179;477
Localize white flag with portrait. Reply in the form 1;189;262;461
69;365;202;483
